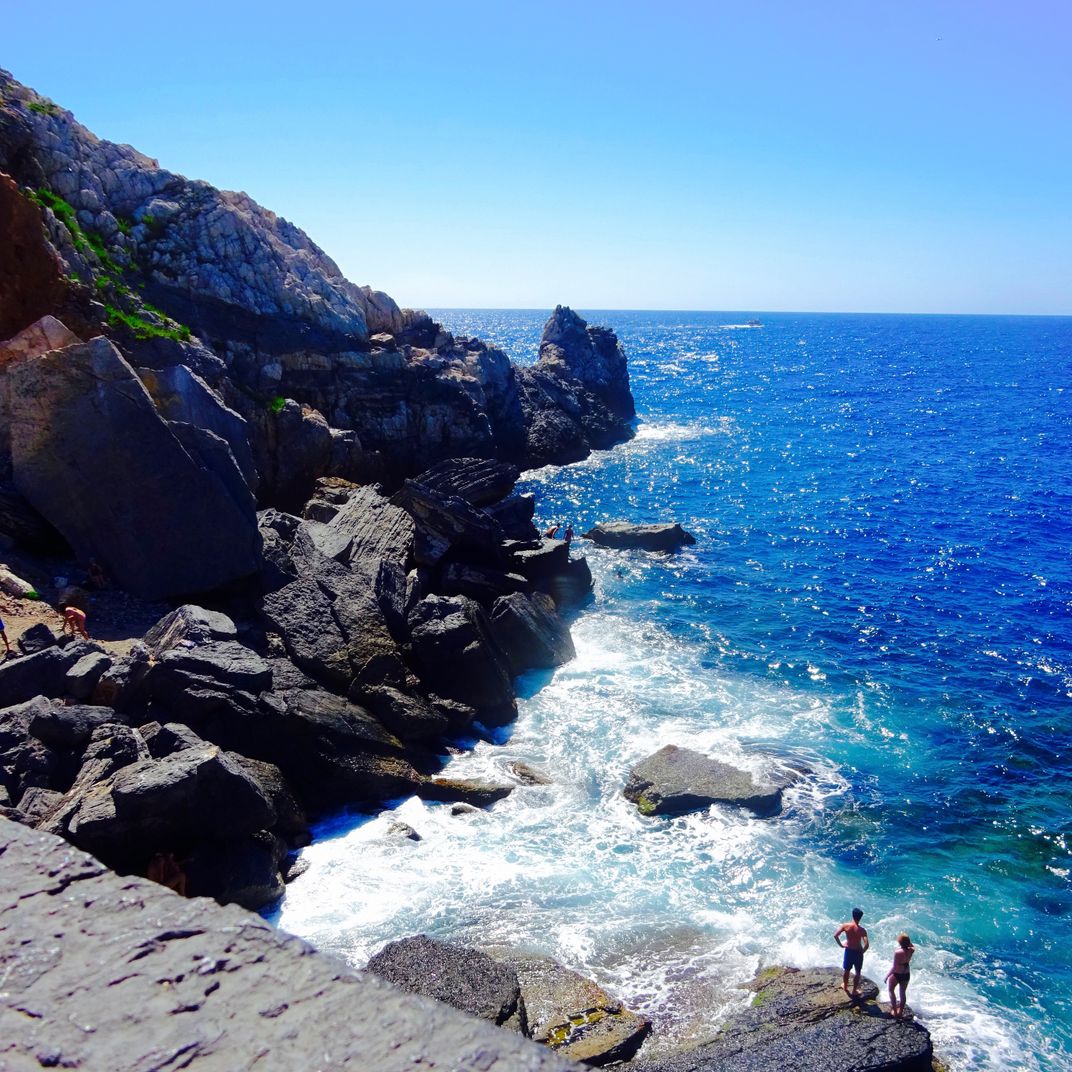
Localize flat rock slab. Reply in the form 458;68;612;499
624;745;785;818
366;934;525;1029
584;522;695;552
504;954;651;1066
0;819;571;1071
633;967;932;1072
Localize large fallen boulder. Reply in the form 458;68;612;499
490;592;575;673
623;745;786;818
6;336;261;599
366;934;526;1031
584;522;696;552
407;594;516;719
632;966;933;1072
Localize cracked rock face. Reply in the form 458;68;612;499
0;819;572;1071
0;68;402;347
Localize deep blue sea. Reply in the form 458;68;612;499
276;310;1072;1070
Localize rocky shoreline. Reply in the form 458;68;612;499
0;69;941;1070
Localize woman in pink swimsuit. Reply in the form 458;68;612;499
885;933;915;1017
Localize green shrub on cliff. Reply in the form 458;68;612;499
104;303;192;343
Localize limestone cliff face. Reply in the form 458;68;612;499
0;69;634;508
0;69;402;349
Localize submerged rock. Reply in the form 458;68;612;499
624;745;786;818
632;966;932;1072
584;521;696;552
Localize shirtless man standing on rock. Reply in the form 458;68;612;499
834;907;869;996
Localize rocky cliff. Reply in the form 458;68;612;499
0;68;634;518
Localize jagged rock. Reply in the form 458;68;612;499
386;820;422;842
515;307;635;468
584;522;696;552
64;650;112;701
138;363;257;489
500;954;651;1066
0;820;571;1072
303;476;360;522
0;640;101;707
366;935;526;1031
15;784;63;825
632;967;932;1072
62;743;275;868
355;684;461;743
623;745;786;818
451;802;481;817
6;336;260;599
508;761;553;786
413;458;520;507
141;720;205;758
0;562;38;598
393;480;504;567
16;621;57;654
439;562;529;604
230;754;310;846
27;700;126;750
143;603;238;654
545;557;594;608
490;592;575;674
486;492;539;541
143;640;274;702
509;538;569;581
310;483;415;568
184;829;288;910
407;595;515;719
422;777;514;808
538;305;634;420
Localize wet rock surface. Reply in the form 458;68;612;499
584;521;696;551
624;745;787;818
0;819;571;1071
505;954;652;1066
633;967;933;1072
366;934;527;1030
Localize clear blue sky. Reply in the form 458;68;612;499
4;1;1070;313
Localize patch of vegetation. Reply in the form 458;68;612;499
636;795;657;816
116;216;133;236
29;188;87;252
28;98;60;117
140;213;167;238
269;395;287;415
104;303;192;343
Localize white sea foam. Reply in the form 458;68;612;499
275;570;1062;1072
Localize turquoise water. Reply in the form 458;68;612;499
276;311;1072;1069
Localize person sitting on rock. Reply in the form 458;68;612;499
147;851;187;896
0;614;10;655
834;906;869;996
62;604;89;640
885;933;915;1017
543;523;560;539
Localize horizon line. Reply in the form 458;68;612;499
423;306;1072;319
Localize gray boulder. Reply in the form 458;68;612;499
0;640;101;707
63;743;275;861
6;337;260;599
624;745;785;818
64;651;112;701
632;967;932;1072
27;700;126;750
584;522;696;552
407;595;515;719
366;935;526;1031
413;457;520;507
490;592;575;674
16;622;58;655
504;954;651;1066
